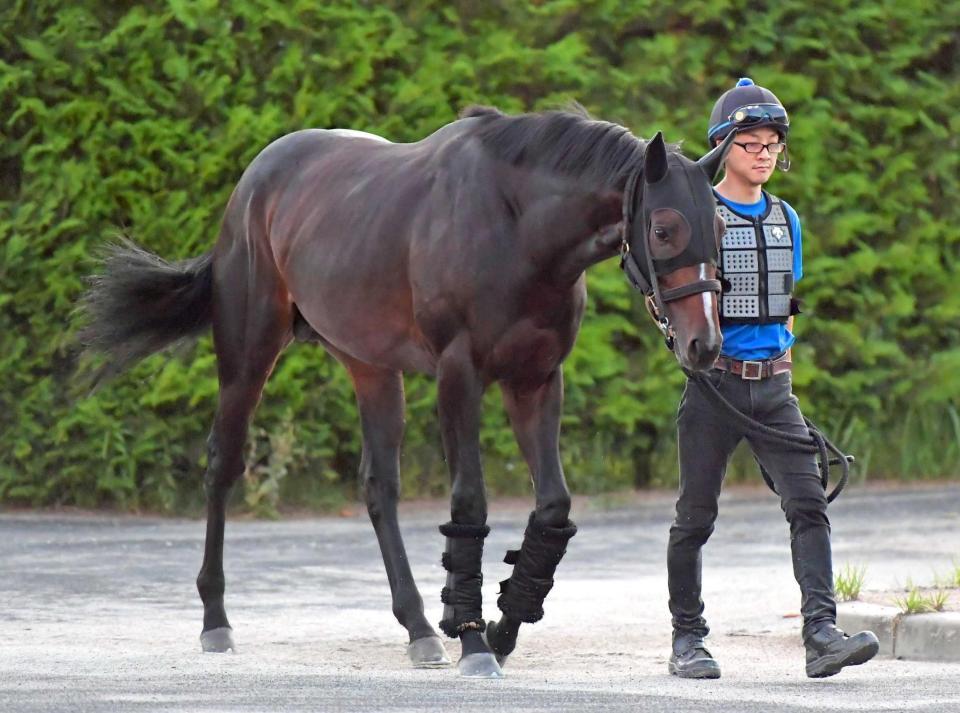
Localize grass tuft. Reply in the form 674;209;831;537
893;583;950;614
834;563;867;602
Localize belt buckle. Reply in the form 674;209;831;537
741;360;763;380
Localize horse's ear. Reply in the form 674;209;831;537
644;131;669;184
697;131;737;181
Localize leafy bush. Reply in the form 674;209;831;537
1;1;957;512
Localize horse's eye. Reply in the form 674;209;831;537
654;226;668;241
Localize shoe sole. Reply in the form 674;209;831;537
668;660;722;679
806;639;880;678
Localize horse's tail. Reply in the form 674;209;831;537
78;238;214;384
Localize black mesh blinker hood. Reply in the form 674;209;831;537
629;153;720;276
620;131;736;298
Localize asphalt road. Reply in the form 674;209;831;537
1;483;959;712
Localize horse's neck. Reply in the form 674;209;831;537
511;170;624;285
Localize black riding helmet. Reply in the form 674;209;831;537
708;78;790;169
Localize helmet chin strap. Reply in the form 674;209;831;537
777;147;791;172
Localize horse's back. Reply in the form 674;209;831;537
244;120;472;180
214;117;544;375
215;122;481;372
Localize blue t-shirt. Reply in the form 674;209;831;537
717;191;803;360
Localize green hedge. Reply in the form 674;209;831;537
2;1;958;514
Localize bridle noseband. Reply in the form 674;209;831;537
618;168;722;351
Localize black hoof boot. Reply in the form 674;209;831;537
437;522;499;677
805;625;879;678
497;513;577;625
668;631;721;679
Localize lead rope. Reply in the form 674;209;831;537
681;366;852;503
641;291;852;503
635;251;852;502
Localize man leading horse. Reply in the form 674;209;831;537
665;78;880;680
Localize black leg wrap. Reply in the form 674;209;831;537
438;521;490;638
497;511;577;623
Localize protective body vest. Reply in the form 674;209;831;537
717;191;795;324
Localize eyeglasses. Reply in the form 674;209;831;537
733;141;786;155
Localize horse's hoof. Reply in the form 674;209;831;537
407;635;451;668
200;627;236;653
457;652;504;678
482;622;511;668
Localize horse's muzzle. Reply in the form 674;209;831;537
683;335;722;371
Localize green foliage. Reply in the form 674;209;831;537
1;1;958;512
834;563;867;602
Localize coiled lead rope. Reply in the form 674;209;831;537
682;368;853;503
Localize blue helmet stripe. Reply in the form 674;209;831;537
708;120;733;139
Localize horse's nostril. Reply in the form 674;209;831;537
688;339;703;365
688;337;721;370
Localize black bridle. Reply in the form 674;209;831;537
618;168;722;350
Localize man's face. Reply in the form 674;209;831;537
719;127;781;186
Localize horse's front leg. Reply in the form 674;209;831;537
436;335;501;678
485;369;578;663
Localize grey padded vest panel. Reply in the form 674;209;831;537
716;193;795;324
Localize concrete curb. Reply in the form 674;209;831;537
837;602;960;662
837;602;899;657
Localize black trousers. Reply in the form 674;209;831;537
667;368;836;641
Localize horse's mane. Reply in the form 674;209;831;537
460;104;664;188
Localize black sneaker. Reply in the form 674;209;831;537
804;624;879;678
668;631;721;679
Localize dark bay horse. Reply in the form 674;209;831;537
80;105;733;678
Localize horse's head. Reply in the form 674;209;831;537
620;131;736;371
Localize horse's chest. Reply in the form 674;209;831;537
487;327;565;380
484;289;585;382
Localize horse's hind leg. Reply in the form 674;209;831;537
196;234;293;652
485;370;577;663
346;361;450;668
